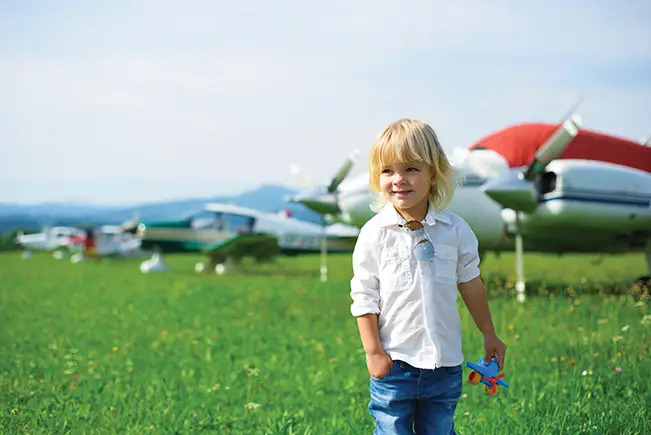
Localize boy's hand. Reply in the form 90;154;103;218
483;332;506;371
366;351;393;379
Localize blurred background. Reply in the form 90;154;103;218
2;0;650;208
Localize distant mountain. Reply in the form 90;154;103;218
0;184;324;234
0;202;107;218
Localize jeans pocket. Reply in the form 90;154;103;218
370;360;397;381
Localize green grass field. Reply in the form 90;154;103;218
1;251;649;434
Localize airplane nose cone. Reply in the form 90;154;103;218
288;191;340;215
481;170;539;213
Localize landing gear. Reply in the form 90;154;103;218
195;255;236;275
514;211;526;303
140;252;169;273
214;263;227;275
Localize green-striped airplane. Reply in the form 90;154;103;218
137;202;358;276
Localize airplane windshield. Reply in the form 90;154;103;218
189;211;255;234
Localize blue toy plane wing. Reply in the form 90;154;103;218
465;361;485;373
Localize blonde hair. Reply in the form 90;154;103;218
369;119;456;213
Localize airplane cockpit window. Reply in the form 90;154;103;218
54;230;68;239
190;211;218;230
226;215;254;234
189;211;256;233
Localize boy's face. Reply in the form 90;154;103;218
379;161;434;220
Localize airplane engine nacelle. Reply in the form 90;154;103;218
535;159;651;231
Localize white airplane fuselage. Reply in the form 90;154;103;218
92;226;143;257
333;159;651;254
15;227;85;252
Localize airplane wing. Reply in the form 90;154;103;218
204;203;263;219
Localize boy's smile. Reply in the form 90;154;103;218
392;190;412;197
380;162;434;220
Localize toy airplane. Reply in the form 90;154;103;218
465;357;509;395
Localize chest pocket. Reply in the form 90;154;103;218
434;244;458;282
379;245;413;290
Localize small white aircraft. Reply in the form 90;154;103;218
15;223;143;261
67;225;143;262
15;226;86;257
291;115;651;301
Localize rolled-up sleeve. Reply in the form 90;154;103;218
457;220;481;284
350;225;381;317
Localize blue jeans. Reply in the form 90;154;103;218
369;360;462;435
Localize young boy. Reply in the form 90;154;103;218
350;119;506;434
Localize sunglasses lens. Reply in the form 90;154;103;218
400;221;434;261
414;240;435;261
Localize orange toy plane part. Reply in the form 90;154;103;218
465;357;509;395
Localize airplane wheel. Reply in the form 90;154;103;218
485;384;498;395
195;262;206;273
215;264;226;275
468;371;481;385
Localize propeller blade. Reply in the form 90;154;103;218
326;149;360;193
559;95;585;122
522;114;581;180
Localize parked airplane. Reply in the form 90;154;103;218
291;115;651;301
15;223;142;261
14;226;86;257
67;225;143;262
137;202;359;276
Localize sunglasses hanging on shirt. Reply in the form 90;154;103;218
399;220;435;261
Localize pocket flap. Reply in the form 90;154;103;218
435;244;457;261
381;245;409;262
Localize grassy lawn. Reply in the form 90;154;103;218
0;251;648;433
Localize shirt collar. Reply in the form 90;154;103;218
376;202;451;227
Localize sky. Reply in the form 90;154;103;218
2;0;650;205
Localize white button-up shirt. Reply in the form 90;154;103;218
350;202;481;369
